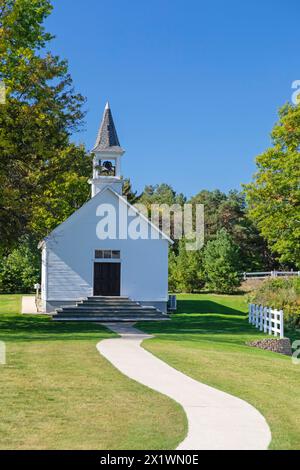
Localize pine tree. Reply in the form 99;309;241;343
122;178;138;204
169;240;205;293
204;229;241;293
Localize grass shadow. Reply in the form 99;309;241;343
177;299;245;316
140;315;257;339
138;297;262;345
0;314;114;342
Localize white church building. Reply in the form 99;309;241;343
39;103;171;320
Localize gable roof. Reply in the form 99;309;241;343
112;187;174;244
39;186;173;248
93;102;124;153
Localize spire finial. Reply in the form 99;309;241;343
105;101;110;110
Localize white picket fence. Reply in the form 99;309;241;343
249;304;284;338
243;271;300;280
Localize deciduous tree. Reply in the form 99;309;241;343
0;0;88;251
244;103;300;267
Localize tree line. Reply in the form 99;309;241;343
0;0;299;293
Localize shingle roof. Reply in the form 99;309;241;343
93;102;124;153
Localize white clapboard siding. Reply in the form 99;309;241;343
47;250;92;300
248;303;284;339
42;187;169;311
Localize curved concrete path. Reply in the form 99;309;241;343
97;323;271;450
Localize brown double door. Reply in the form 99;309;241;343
93;263;121;296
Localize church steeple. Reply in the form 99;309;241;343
90;102;125;198
93;102;123;153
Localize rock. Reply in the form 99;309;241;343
246;338;292;356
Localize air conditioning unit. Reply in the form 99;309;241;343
168;294;177;312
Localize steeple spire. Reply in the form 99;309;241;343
93;101;123;153
90;102;125;198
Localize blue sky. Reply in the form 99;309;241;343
46;0;299;197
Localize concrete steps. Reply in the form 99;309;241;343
54;317;167;322
52;296;169;322
55;310;163;317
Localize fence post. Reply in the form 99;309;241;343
279;310;284;339
259;305;263;331
255;305;259;328
268;308;273;335
274;310;279;337
263;307;268;333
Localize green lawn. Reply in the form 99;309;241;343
2;293;299;450
0;295;186;450
0;294;22;314
139;294;300;450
